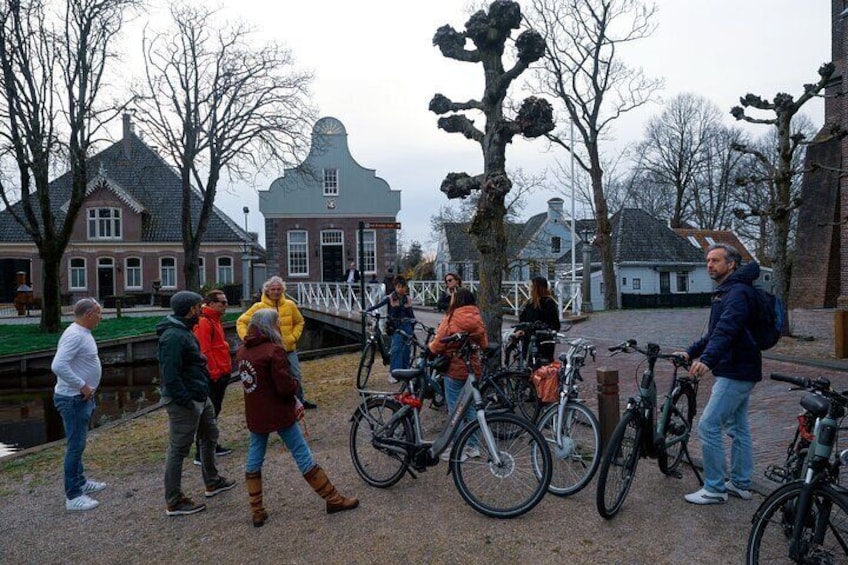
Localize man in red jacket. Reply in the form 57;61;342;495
192;290;233;464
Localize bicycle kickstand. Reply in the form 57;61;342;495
682;443;704;485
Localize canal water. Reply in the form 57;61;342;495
0;362;161;460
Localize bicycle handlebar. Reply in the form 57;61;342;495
608;339;690;368
770;373;810;388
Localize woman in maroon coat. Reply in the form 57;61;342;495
237;309;358;527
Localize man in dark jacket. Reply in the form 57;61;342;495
679;244;761;505
159;291;235;516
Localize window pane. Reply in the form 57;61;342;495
357;230;376;273
288;231;308;275
323;169;338;196
161;258;176;287
126;257;142;289
70;258;86;289
217;257;234;284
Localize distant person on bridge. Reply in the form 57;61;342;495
51;297;106;512
382;268;395;294
365;276;415;381
436;272;462;312
237;308;358;527
343;261;360;284
191;290;233;466
237;276;317;409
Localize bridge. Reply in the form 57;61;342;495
290;279;583;336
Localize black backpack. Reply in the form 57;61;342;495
749;288;784;350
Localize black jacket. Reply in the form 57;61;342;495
686;262;762;382
157;315;211;406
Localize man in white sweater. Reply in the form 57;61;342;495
51;298;105;511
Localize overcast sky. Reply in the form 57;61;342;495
121;0;831;254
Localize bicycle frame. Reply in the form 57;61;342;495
553;337;594;452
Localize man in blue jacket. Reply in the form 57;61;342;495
679;244;761;505
158;291;235;516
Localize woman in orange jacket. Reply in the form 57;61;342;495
428;287;487;461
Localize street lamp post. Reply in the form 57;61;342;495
241;206;251;305
580;228;593;314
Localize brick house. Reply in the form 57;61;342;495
0;114;254;304
259;117;401;282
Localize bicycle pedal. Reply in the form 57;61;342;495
669;470;682;479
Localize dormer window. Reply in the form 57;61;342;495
551;236;561;254
323;168;338;196
87;207;122;239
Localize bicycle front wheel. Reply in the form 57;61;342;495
747;481;848;564
349;397;412;488
451;412;552;519
657;383;696;475
537;402;601;496
596;409;642;519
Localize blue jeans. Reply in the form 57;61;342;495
444;377;477;447
698;377;756;493
390;323;412;373
53;394;95;500
246;423;314;475
288;351;305;402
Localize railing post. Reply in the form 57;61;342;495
596;367;620;449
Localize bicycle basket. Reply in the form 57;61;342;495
532;361;561;404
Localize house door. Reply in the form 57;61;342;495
659;272;671;294
322;246;343;282
98;258;115;300
0;259;30;302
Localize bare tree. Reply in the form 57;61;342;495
730;63;837;322
526;0;663;310
635;93;721;227
430;0;553;340
134;3;315;291
690;125;748;230
0;0;139;332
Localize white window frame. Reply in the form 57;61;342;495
687;235;700;248
356;229;376;274
216;256;234;285
632;278;641;290
323;168;338;196
87;207;122;240
125;257;142;290
287;230;309;276
197;256;206;287
160;257;177;289
69;257;87;290
705;236;716;246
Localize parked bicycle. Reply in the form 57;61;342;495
595;340;700;519
536;337;601;496
348;331;553;519
746;373;848;564
356;312;434;390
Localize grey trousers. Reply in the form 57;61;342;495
164;398;220;505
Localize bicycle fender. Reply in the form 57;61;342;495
349;395;403;422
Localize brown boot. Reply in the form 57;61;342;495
303;465;359;514
245;471;268;527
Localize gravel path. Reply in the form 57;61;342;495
1;307;841;564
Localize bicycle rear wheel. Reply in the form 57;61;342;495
537;402;601;496
450;412;552;519
480;371;540;422
356;341;392;389
657;383;696;475
596;410;642;519
747;481;848;564
349;397;412;488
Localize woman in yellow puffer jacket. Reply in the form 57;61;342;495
237;276;316;409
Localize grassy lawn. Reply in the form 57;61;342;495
0;313;240;357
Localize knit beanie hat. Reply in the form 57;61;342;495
170;291;203;317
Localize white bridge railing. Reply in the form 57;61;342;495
290;280;583;319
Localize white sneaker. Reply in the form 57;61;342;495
463;446;481;459
82;479;106;494
725;481;753;500
684;487;728;505
387;374;398;384
66;494;99;511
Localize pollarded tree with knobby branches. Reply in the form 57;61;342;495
430;0;554;341
730;62;839;327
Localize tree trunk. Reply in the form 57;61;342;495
470;193;508;342
40;251;62;333
589;151;618;310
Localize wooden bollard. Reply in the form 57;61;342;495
596;367;620;449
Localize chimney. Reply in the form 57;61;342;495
122;112;134;158
547;198;564;223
